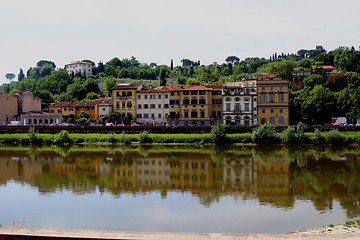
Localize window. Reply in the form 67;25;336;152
191;98;198;105
158;113;161;118
184;111;189;118
158;104;162;109
245;103;249;111
199;98;206;104
235;97;240;102
260;94;267;103
122;102;126;108
271;109;274;113
191;91;197;95
269;117;275;124
183;91;189;95
270;93;275;103
158;94;161;99
280;109;283;113
138;104;142;109
144;104;148;109
57;109;61;113
262;87;265;91
127;102;132;108
144;114;149;118
279;117;285;124
244;97;250;102
200;110;205;118
262;109;265;113
138;95;141;99
234;103;240;112
225;97;231;102
165;113;168;118
226;103;231;111
279;93;284;103
122;91;126;96
164;104;169;108
151;113;155;119
270;87;274;91
165;94;168;99
280;87;283;91
116;103;119;108
191;111;198;118
254;97;257;102
144;95;148;99
150;104;156;109
137;114;142;118
127;91;132;96
183;98;189;105
199;91;205;95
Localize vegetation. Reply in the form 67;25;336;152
210;122;228;144
252;124;280;144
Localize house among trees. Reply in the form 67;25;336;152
65;61;95;77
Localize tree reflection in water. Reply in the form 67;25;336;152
0;145;360;217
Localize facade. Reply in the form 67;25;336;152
13;91;41;114
257;74;289;126
136;86;170;125
222;79;257;126
207;85;223;122
111;83;145;120
49;98;111;120
21;111;62;125
167;83;217;126
65;61;95;77
0;93;18;124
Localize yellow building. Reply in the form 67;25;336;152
257;74;289;126
167;83;218;126
111;83;145;119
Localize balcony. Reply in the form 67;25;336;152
116;96;132;99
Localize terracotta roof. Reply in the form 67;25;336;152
312;65;334;70
21;111;54;116
258;73;277;78
138;86;171;93
111;83;144;90
50;98;111;108
65;61;95;66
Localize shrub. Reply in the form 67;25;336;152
252;124;279;144
107;133;118;143
54;130;72;144
119;132;131;144
28;127;42;144
312;129;325;144
326;129;346;145
138;131;152;143
281;126;298;144
211;122;228;144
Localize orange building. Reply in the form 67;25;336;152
49;98;111;120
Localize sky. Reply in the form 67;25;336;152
1;0;360;85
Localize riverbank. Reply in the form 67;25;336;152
1;130;360;145
1;223;360;240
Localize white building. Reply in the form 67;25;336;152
135;86;170;126
222;79;258;126
65;61;95;77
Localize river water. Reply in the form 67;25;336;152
0;145;359;233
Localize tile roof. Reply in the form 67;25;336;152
111;83;144;90
138;86;171;93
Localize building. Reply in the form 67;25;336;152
13;91;41;114
207;84;223;122
167;83;217;126
135;86;170;125
21;111;62;125
257;74;289;126
49;98;112;120
222;79;257;126
111;83;145;120
0;93;18;124
65;61;95;77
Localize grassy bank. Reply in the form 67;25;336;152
0;129;360;145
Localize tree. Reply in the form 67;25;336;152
150;63;157;69
18;68;25;81
97;62;105;74
170;59;174;70
159;67;167;86
225;56;240;64
37;60;56;69
84;77;100;94
261;59;295;80
66;81;87;100
85;92;98;100
103;77;117;96
303;74;325;89
181;59;194;67
5;73;15;82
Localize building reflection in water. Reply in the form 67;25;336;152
0;146;359;218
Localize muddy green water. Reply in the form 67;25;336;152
0;145;359;233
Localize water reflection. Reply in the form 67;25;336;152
0;145;360;218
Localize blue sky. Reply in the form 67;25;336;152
1;0;360;85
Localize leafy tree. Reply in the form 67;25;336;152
37;60;56;69
313;52;334;66
150;63;157;69
225;56;240;64
18;68;25;81
103;77;117;96
326;72;346;91
118;68;130;78
296;59;311;69
85;92;98;100
84;77;100;94
5;73;15;82
108;57;122;68
105;65;117;77
303;74;325;89
39;64;53;78
260;59;295;80
66;81;87;100
97;62;105;74
34;90;54;111
181;59;194;67
159;67;167;86
109;111;122;124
